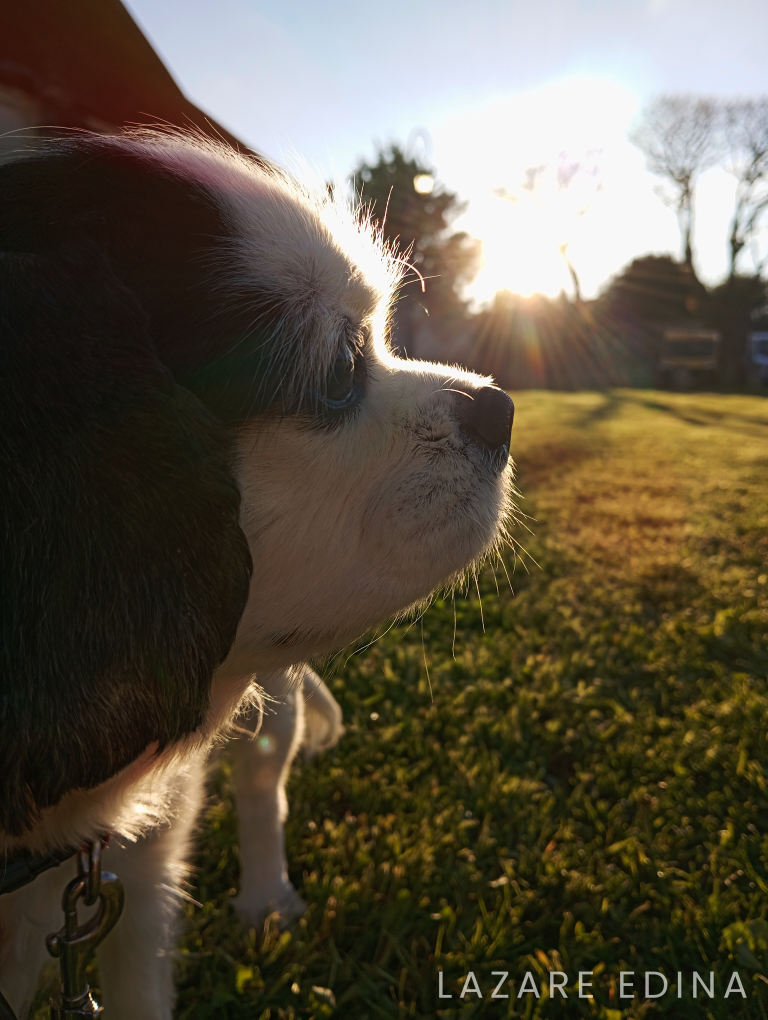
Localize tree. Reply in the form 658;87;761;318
723;98;768;277
597;254;706;327
593;255;708;384
707;272;767;384
353;145;480;345
631;96;721;273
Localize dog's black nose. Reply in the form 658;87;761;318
455;386;514;452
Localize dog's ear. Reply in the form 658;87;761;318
0;238;252;836
0;140;283;424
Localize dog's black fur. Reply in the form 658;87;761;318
0;141;285;420
0;139;272;835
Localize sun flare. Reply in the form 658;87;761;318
460;137;608;304
430;77;670;305
471;190;574;301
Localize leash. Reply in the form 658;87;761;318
0;839;124;1020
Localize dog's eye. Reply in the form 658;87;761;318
322;347;356;406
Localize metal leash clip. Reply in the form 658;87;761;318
47;839;124;1019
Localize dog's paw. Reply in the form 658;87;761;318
234;885;308;930
301;670;344;760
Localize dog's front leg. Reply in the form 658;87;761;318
95;753;206;1020
231;667;309;927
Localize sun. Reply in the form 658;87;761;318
469;191;573;302
430;76;648;305
463;156;608;304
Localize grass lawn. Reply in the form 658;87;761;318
36;390;768;1018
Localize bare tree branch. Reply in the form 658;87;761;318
723;98;768;277
631;95;721;272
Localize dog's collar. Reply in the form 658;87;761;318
0;844;79;896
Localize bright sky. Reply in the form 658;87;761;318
126;0;768;302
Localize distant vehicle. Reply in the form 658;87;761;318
657;327;720;389
746;331;768;387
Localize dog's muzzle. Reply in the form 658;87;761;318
454;386;514;472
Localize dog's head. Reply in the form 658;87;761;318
0;131;513;836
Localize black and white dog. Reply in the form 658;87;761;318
0;131;513;1018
